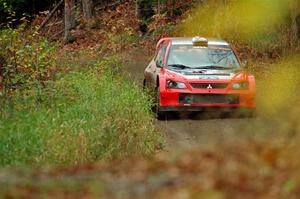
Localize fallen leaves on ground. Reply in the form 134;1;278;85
1;139;300;199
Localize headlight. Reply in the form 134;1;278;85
166;80;187;89
232;82;249;90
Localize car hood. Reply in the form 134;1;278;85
165;69;247;81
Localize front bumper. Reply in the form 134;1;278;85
159;106;255;112
159;89;256;112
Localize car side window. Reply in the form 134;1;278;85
155;44;167;67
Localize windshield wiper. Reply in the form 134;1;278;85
215;51;234;64
194;65;237;70
168;64;192;69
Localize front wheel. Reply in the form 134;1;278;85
239;108;257;118
142;79;146;91
246;108;257;118
154;87;166;120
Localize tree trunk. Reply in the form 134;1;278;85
136;0;154;35
136;0;154;21
157;0;161;14
71;0;76;28
38;0;64;31
82;0;93;20
135;0;138;17
171;0;175;17
64;0;74;43
296;15;300;38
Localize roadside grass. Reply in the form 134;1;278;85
0;56;162;167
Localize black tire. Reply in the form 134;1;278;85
247;108;257;118
240;108;257;118
142;79;146;91
154;87;166;120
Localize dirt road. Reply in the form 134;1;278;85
124;48;260;150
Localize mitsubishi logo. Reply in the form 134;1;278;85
207;84;213;89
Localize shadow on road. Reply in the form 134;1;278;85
163;111;253;121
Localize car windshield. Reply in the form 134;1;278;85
167;45;240;70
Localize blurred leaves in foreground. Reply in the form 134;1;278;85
178;0;299;51
1;141;300;199
258;55;300;116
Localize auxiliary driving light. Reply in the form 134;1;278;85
179;93;192;104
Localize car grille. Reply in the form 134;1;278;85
179;94;239;104
190;83;228;89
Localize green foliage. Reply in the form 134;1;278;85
151;23;174;39
0;0;27;23
108;32;139;52
0;16;161;166
0;56;162;167
0;25;57;100
0;0;53;23
0;0;27;8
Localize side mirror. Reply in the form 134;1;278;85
156;60;162;68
